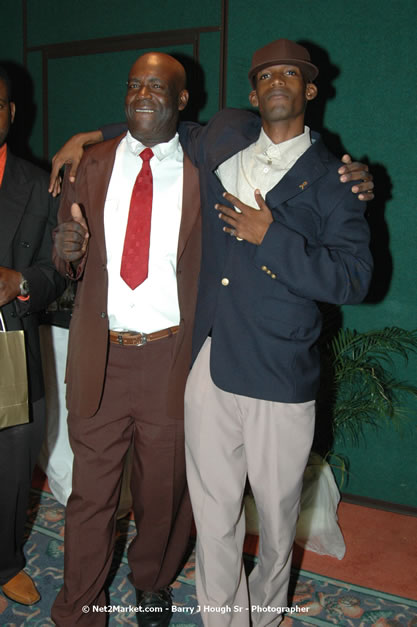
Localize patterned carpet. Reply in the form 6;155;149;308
1;488;416;626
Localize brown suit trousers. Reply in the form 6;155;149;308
52;336;191;625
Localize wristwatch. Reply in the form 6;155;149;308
19;276;30;297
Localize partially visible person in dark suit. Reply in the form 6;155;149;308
0;65;65;607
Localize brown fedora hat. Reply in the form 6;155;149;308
248;39;318;87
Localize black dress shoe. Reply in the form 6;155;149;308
136;587;173;627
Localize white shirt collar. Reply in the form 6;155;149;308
125;130;181;162
254;126;311;167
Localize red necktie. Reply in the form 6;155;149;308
120;147;154;289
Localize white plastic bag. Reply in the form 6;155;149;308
295;452;346;559
244;452;346;560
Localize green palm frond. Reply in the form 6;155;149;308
324;326;417;446
331;327;417;373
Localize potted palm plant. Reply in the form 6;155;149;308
245;326;417;558
322;326;417;446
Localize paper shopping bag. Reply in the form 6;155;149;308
0;310;29;429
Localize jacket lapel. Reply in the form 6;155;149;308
177;152;200;264
83;134;124;265
0;152;32;265
265;137;329;208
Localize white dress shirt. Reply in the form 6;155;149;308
104;131;183;333
217;126;312;205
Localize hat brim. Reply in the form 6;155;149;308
249;59;319;87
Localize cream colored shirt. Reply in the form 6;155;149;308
217;126;312;206
104;131;183;333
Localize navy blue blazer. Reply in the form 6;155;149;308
102;112;372;403
180;109;373;403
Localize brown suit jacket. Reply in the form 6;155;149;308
53;134;201;419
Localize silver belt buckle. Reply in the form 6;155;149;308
137;332;147;346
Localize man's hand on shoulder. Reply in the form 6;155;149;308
49;130;104;197
0;267;22;307
338;154;374;201
54;203;89;263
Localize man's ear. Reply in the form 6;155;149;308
305;83;318;102
249;90;259;109
178;89;189;111
10;101;16;124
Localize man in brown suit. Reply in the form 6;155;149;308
51;52;201;626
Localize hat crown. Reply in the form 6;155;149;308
253;39;311;66
248;38;318;86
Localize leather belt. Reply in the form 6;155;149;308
109;325;179;347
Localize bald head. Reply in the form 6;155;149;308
125;52;189;146
134;52;187;91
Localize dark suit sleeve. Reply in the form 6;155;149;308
16;181;66;316
255;182;373;305
101;122;126;141
180;110;260;168
178;121;205;167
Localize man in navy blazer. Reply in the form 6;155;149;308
182;40;372;626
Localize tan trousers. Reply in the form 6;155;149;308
185;339;315;627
